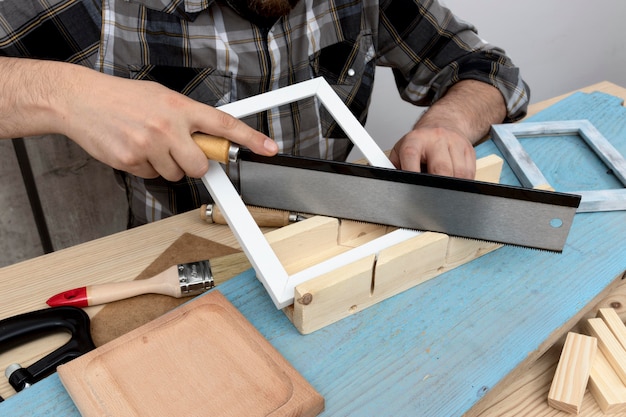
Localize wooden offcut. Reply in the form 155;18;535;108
588;349;626;414
587;317;626;386
57;290;324;417
597;307;626;350
547;332;597;414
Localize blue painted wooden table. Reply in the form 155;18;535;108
2;91;625;417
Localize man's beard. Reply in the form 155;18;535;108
226;0;299;19
245;0;299;19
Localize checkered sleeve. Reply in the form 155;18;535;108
376;0;530;121
0;0;102;67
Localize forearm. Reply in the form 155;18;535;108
414;79;507;145
390;80;508;178
0;57;75;139
0;56;277;181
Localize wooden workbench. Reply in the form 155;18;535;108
0;82;625;416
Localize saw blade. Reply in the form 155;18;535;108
234;151;581;252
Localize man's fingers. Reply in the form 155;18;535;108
127;163;160;180
460;146;477;179
197;107;278;156
391;127;477;179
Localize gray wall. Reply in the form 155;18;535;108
355;0;626;160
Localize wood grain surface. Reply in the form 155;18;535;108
0;82;625;417
58;291;324;417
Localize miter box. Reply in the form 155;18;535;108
272;154;505;334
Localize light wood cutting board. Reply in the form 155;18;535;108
57;290;324;417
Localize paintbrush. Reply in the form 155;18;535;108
46;252;250;307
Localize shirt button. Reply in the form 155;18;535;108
347;68;355;77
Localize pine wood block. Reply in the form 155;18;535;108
586;317;626;386
588;349;626;414
371;232;449;301
443;237;502;269
265;216;344;274
284;232;450;333
286;255;376;333
474;154;504;183
57;291;324;417
547;332;597;414
597;307;626;350
337;219;393;247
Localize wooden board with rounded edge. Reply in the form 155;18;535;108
57;290;324;417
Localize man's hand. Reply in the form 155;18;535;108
389;126;476;179
0;58;278;181
389;79;507;180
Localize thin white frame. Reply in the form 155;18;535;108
201;78;421;309
491;120;626;212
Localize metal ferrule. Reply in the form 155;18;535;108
228;145;240;163
204;204;214;222
178;260;214;295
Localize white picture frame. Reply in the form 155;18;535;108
201;78;421;309
491;120;626;212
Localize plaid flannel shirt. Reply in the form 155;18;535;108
0;0;529;226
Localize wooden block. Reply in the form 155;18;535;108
474;154;504;183
586;317;626;386
588;349;626;414
289;255;376;334
597;307;626;350
287;232;449;334
373;232;448;300
443;237;502;270
534;183;556;191
58;291;324;417
547;332;597;414
337;219;391;247
266;216;343;274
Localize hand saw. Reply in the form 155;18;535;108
192;78;580;309
194;133;580;252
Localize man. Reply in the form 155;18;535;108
0;0;529;226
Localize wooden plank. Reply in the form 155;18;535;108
471;271;626;417
57;291;324;417
586;317;626;386
265;216;343;274
597;307;626;350
287;255;376;333
524;81;626;117
588;349;626;414
373;232;449;300
337;220;391;247
466;85;626;417
547;332;597;414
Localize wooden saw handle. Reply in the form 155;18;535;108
200;204;293;227
192;133;239;164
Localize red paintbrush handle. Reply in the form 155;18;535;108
46;287;89;307
46;266;181;307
